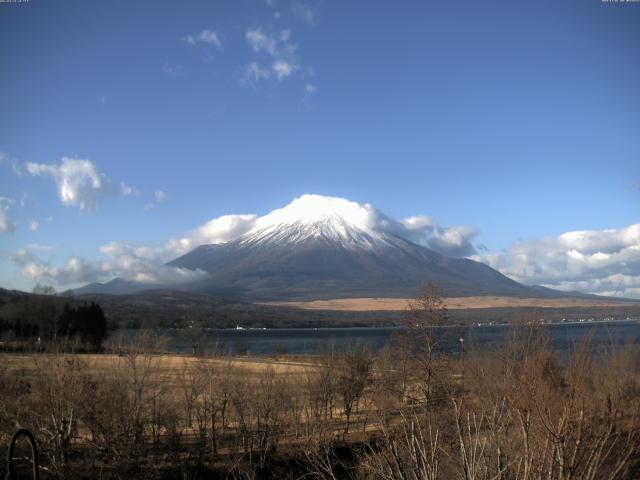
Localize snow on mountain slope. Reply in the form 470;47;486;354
222;194;425;252
239;218;392;251
255;195;379;228
239;195;394;246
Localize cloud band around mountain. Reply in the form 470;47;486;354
474;223;640;298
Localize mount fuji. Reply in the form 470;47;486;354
77;195;581;301
160;195;556;300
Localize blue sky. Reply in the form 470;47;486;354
1;0;639;296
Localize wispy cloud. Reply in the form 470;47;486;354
0;197;16;234
0;151;22;176
154;190;167;203
272;60;297;80
28;220;39;232
246;28;280;56
184;29;224;49
144;189;169;211
162;61;185;77
120;181;140;197
242;27;303;85
26;157;113;212
248;28;297;56
242;62;272;86
291;1;316;25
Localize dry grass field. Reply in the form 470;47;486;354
0;352;318;383
264;295;640;311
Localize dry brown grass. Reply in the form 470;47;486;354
0;352;318;380
263;295;639;311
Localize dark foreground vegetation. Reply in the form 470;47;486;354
1;285;640;479
0;292;108;352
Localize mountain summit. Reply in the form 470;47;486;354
233;195;402;251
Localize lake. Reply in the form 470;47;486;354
122;320;640;356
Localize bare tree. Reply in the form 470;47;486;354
32;282;56;295
360;410;441;480
404;283;449;407
336;343;373;436
29;355;91;472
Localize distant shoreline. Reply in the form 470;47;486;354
207;317;639;331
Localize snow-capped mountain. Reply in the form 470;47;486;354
77;194;587;300
164;195;538;300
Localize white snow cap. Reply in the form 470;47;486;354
254;194;382;231
170;194;479;257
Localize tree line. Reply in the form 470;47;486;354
0;291;108;351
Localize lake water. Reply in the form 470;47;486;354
128;320;640;356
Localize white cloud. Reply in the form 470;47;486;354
272;60;296;80
11;241;207;287
242;62;271;86
305;83;317;94
0;197;15;207
120;181;140;197
291;1;316;25
167;214;258;255
28;220;39;232
154;189;167;203
243;27;301;85
474;224;640;297
397;215;479;257
26;157;112;212
426;226;479;257
0;197;16;234
184;29;223;49
246;28;280;56
142;190;168;212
